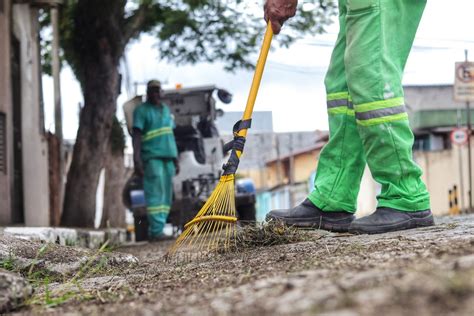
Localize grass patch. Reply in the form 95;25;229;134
21;240;132;310
0;252;16;271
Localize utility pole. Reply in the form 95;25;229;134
289;133;295;207
51;4;64;216
457;109;466;212
465;49;473;212
275;134;282;186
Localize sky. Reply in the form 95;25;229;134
42;0;474;140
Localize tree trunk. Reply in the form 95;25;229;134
100;118;127;228
61;68;120;227
47;132;61;226
100;152;126;228
60;0;126;227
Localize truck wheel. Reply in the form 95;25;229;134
134;215;148;242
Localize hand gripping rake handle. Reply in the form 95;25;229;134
222;22;274;175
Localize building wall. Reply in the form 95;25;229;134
260;149;380;216
265;161;285;189
356;166;379;218
293;152;317;183
238;168;266;190
405;85;464;111
415;148;471;216
240;150;318;191
12;4;50;226
0;0;12;224
245;139;469;218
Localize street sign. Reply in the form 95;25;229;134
454;62;474;102
451;128;469;146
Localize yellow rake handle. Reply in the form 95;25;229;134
184;215;238;229
236;22;274;158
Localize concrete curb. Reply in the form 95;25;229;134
1;227;127;249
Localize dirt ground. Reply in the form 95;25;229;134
17;215;474;315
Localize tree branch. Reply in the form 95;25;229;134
123;3;152;44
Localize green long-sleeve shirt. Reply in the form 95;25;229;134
133;102;178;161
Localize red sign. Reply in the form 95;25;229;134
450;128;469;146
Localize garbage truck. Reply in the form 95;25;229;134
122;85;256;241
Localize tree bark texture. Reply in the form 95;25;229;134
61;0;125;227
47;132;61;226
100;152;126;228
100;119;127;228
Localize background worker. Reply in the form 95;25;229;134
133;80;179;241
265;0;434;234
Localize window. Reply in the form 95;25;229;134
413;133;451;152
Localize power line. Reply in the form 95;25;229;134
267;61;327;75
299;36;474;50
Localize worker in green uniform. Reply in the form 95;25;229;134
265;0;434;234
133;80;179;241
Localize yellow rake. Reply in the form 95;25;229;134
167;22;274;258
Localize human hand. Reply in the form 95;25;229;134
264;0;298;34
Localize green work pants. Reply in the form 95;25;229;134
143;158;175;237
308;0;431;212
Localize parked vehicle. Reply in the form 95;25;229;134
123;85;256;240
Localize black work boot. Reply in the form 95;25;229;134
348;208;434;234
148;233;174;242
265;199;355;232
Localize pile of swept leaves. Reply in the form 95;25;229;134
233;221;317;249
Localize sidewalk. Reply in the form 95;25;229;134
0;227;127;249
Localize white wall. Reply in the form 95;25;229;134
13;5;50;226
356;166;379;218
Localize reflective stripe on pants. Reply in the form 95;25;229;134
308;0;430;212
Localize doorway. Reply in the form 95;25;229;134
11;35;24;224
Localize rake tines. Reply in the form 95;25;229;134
167;174;237;259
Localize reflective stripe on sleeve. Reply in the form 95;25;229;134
142;127;173;142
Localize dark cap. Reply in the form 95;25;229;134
147;80;162;89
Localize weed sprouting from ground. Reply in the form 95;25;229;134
0;252;16;271
24;240;123;309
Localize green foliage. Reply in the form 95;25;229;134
41;0;336;80
1;241;129;310
27;244;49;278
156;0;337;70
27;241;116;309
110;116;126;154
0;253;15;271
39;9;53;76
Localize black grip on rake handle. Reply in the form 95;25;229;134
223;141;234;153
222;138;246;175
233;119;252;134
222;119;251;175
